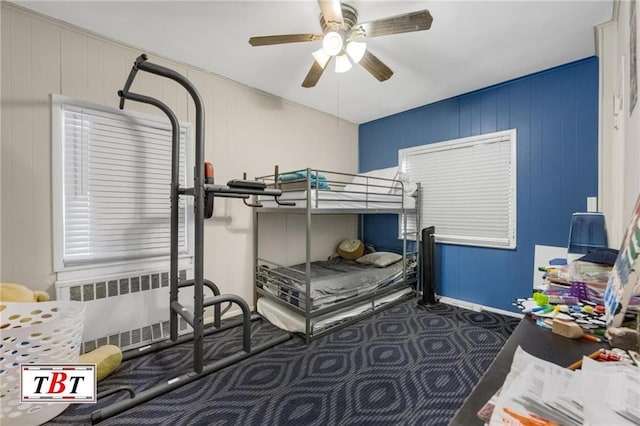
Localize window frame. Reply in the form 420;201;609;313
51;94;194;276
399;129;517;249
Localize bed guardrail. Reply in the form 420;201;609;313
254;166;417;211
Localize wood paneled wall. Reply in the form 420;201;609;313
359;58;599;313
0;4;358;303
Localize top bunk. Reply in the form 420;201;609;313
255;166;419;214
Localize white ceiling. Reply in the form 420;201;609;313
15;0;613;124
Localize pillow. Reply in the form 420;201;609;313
344;167;418;196
356;252;402;268
344;167;399;194
394;172;418;196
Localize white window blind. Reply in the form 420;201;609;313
52;96;192;270
399;129;517;249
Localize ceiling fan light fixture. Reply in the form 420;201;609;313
312;48;331;68
322;31;344;56
335;53;352;73
248;3;434;87
345;40;366;63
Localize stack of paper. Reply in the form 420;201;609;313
488;347;639;426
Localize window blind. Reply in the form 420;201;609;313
56;99;191;268
399;129;517;249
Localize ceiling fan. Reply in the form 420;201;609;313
248;0;433;88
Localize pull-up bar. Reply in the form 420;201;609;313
90;54;290;423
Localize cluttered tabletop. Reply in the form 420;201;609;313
451;247;640;426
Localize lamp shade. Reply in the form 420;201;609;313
568;212;608;257
335;53;352;73
346;40;366;63
322;31;343;56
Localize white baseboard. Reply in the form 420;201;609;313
438;296;524;319
203;296;525;326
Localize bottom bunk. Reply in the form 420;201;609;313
255;255;417;340
257;286;414;335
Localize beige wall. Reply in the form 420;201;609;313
618;0;640;228
0;4;358;303
598;0;640;247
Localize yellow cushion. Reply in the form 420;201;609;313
79;345;123;381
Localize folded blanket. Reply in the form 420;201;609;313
279;170;327;181
278;170;329;189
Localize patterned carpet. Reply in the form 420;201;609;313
45;302;519;426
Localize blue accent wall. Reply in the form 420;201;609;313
359;57;599;312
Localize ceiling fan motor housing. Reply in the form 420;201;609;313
321;3;358;33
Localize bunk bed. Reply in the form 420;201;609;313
253;167;421;342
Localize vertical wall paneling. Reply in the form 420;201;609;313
1;4;359;302
359;57;599;312
102;43;132;110
61;29;88;99
86;37;105;104
0;3;2;279
32;18;61;286
9;10;34;285
574;60;599;205
540;71;565;242
207;76;231;176
0;7;12;279
620;1;640;229
480;90;497;134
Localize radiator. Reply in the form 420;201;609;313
56;268;194;353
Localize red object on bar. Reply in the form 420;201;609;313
205;162;213;179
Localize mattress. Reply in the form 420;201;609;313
257;257;414;310
259;189;416;210
257;287;413;334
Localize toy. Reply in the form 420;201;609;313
533;292;549;306
0;282;50;302
337;239;365;260
0;282;122;381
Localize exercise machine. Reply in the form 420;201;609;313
90;54;291;423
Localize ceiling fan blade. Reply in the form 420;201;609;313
359;51;393;82
318;0;344;29
356;10;433;38
302;59;330;88
249;34;323;46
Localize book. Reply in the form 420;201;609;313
604;193;640;328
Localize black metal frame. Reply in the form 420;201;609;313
90;54;291;423
253;168;422;343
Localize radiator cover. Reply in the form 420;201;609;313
56;269;193;353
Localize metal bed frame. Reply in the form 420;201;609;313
90;54;291;423
253;167;421;343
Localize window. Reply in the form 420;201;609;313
399;129;517;249
52;95;193;272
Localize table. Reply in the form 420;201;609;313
449;317;607;425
